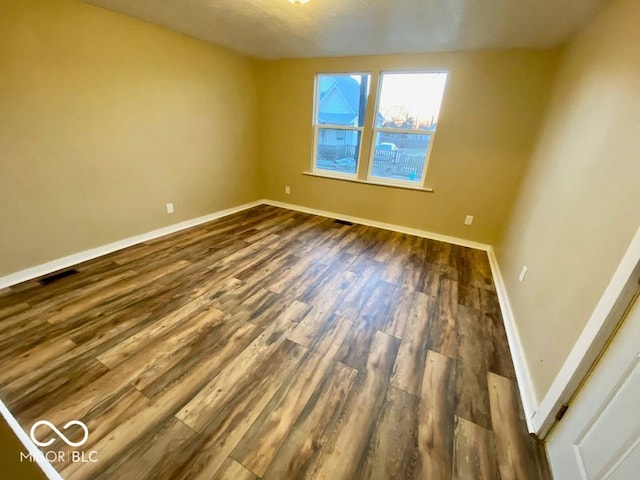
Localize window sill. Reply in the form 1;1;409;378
302;171;435;193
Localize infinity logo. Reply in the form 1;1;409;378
30;420;89;448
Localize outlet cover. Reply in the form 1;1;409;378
166;203;174;214
464;215;474;225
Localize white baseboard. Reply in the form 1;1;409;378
0;200;262;289
261;199;491;251
486;247;538;432
0;399;63;480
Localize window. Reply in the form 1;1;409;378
313;74;370;176
369;72;448;184
311;71;448;189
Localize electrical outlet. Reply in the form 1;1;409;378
166;203;174;214
464;215;474;225
519;266;528;282
285;186;291;195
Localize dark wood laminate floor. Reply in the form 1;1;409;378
0;205;550;480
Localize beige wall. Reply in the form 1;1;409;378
0;0;260;276
496;0;640;403
256;51;561;244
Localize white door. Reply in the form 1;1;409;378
547;292;640;479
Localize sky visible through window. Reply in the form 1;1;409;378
378;73;448;130
349;75;369;92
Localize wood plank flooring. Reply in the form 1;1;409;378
0;205;550;479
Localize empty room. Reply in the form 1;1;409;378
1;0;639;479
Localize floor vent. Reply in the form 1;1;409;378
38;269;79;285
334;219;354;226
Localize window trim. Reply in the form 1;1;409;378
301;171;434;192
365;70;447;188
311;72;371;179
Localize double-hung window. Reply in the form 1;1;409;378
312;74;370;176
369;72;448;185
311;71;448;189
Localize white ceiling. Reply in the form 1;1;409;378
83;0;609;60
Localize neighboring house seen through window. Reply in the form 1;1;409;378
312;72;448;188
314;74;370;176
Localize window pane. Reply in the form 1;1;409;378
315;128;360;175
376;73;447;130
316;74;370;127
370;132;431;182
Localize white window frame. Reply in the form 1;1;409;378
311;72;370;180
366;70;447;188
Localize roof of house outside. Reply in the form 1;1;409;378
318;75;361;125
318;75;383;126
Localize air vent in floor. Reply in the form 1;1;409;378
334;219;354;226
38;269;79;285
